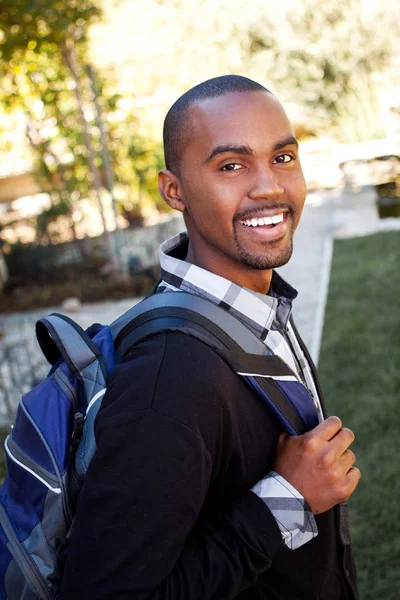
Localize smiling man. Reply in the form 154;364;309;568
60;76;359;599
159;87;306;291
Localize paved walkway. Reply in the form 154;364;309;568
1;186;400;422
278;186;400;362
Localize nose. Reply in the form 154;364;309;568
248;165;284;200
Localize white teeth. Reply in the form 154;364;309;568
271;213;284;224
240;212;284;227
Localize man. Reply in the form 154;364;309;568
60;75;360;599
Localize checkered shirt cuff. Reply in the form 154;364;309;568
251;471;318;550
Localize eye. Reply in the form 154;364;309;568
220;163;244;172
273;153;295;164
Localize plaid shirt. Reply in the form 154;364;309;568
158;232;319;550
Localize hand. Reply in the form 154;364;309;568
273;416;360;515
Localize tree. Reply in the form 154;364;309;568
0;1;163;270
0;2;114;243
245;0;399;142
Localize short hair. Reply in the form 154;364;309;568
163;75;269;174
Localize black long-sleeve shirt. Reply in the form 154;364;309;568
60;331;357;599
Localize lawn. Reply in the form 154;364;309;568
318;231;400;600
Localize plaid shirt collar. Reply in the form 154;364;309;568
159;232;298;342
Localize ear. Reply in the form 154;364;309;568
158;170;186;212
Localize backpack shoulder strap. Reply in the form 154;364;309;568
36;313;108;398
289;315;328;417
112;292;314;435
111;291;267;359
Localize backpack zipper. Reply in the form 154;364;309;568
53;367;86;458
0;502;55;600
5;436;61;494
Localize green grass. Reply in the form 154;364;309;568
318;231;400;600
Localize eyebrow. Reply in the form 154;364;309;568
273;135;299;151
204;144;253;164
204;135;299;164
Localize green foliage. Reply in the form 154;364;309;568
0;0;164;240
106;110;166;214
0;0;100;50
0;0;102;224
319;231;400;600
248;0;397;142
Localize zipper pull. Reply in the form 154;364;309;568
71;412;84;454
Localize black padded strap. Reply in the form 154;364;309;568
36;313;107;382
36;320;61;366
224;352;296;378
112;292;268;355
114;310;245;362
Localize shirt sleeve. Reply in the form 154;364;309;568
251;471;318;550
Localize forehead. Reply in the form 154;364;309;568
183;91;293;162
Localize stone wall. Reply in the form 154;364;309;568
5;214;185;282
117;214;184;274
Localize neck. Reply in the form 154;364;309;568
185;242;273;295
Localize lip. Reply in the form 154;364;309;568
237;212;290;242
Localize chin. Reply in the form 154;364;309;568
237;240;294;271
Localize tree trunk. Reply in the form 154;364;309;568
85;66;118;221
86;64;123;272
61;41;119;275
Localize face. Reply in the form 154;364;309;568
159;91;307;291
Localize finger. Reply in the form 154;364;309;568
346;466;361;494
341;448;356;472
336;467;360;503
330;427;356;456
310;416;342;442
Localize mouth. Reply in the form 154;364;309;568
239;211;286;228
236;210;291;242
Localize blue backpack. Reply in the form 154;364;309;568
0;292;319;599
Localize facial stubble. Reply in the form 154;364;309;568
232;212;295;270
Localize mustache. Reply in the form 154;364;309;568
234;203;294;222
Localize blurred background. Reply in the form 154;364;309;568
0;1;399;597
0;0;399;297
